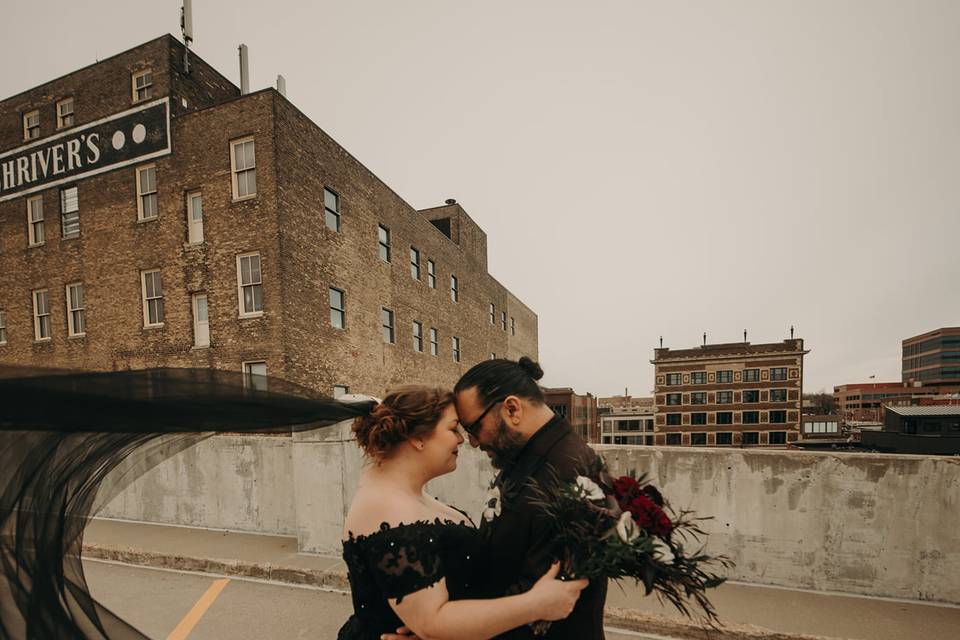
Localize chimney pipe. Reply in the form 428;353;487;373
276;74;286;96
181;0;194;73
239;44;250;95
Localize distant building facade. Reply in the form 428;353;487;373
0;35;537;397
544;387;598;443
834;382;960;422
652;338;807;447
902;327;960;385
598;395;654;445
862;406;960;455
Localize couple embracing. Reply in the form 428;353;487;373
338;357;608;640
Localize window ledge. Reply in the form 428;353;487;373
137;216;159;225
33;338;52;344
28;242;45;249
239;312;264;320
67;333;86;340
231;194;258;204
61;234;80;242
143;323;164;330
183;241;205;250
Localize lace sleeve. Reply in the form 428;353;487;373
364;523;445;603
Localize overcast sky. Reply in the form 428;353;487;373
3;1;958;396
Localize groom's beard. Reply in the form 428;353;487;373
484;415;527;470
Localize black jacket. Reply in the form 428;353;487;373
478;415;607;640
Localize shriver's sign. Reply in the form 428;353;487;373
0;97;170;203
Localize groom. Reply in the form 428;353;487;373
384;356;608;639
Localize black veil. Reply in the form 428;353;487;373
0;367;374;639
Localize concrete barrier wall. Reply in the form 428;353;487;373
97;428;960;603
99;434;297;535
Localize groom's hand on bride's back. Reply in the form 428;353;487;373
380;626;417;640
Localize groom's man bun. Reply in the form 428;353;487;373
454;356;546;405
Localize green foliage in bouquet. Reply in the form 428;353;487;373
527;458;732;625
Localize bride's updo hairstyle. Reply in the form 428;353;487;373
353;385;454;461
453;356;546;406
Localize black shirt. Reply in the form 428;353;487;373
478;414;608;639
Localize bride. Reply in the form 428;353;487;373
338;385;587;640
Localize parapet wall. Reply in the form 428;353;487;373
97;427;960;603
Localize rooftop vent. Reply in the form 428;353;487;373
445;198;456;205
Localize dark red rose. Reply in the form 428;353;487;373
627;495;673;538
613;476;640;501
640;484;664;507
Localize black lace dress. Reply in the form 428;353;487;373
337;517;491;640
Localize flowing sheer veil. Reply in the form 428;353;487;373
0;366;374;639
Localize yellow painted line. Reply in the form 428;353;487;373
166;578;230;640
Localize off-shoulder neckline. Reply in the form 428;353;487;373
343;516;476;545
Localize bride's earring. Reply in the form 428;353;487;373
414;441;425;451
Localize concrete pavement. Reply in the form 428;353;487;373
83;518;960;640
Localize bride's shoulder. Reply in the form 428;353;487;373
343;488;424;540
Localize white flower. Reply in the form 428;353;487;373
616;512;639;543
575;475;605;501
482;486;502;522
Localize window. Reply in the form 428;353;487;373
501;311;507;331
192;293;209;347
242;361;267;391
33;289;51;340
716;391;733;404
691;432;707;445
452;336;461;362
136;165;158;220
410;247;421;280
691;372;707;385
744;369;760;382
429;327;438;356
770;389;787;402
60;187;79;238
716;370;733;383
0;311;6;344
717;412;733;425
324;188;340;232
666;433;681;445
378;225;391;262
743;390;760;403
65;283;85;336
333;385;349;399
237;253;263;316
427;260;436;288
489;303;495;324
27;196;44;246
716;432;732;445
770;411;787;424
511;317;516;336
412;321;423;352
743;411;759;424
490;353;496;360
450;275;459;302
666;393;682;406
230;137;257;200
691;392;707;405
742;432;759;445
329;288;345;329
381;308;394;343
187;192;203;243
132;69;153;102
805;421;839;434
666;414;681;426
771;367;788;381
56;98;74;129
141;270;164;326
23;110;40;140
691;413;707;425
666;373;682;386
769;431;787;445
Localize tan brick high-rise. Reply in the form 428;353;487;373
652;338;807;447
0;35;538;396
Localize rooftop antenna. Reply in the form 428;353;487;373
703;332;707;346
744;329;748;342
181;0;194;74
659;336;663;348
790;325;795;339
239;44;250;94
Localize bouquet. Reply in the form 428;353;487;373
528;460;730;632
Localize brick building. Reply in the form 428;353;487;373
543;387;599;443
902;327;960;385
0;35;538;396
652;338;807;447
598;395;654;445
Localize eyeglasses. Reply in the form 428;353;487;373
461;397;507;438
